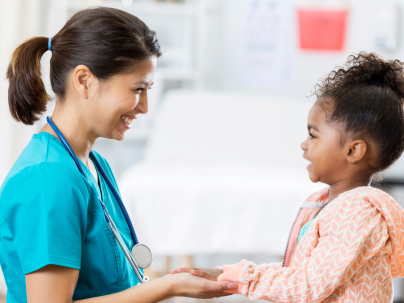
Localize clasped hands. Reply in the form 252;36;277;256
168;267;235;299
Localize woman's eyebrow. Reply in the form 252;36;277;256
132;80;149;85
308;124;321;132
131;81;154;87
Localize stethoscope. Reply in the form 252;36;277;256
46;116;152;283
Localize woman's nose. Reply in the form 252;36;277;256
137;92;149;114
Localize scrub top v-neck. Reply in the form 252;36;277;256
0;132;141;302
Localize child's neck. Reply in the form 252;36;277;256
328;177;372;201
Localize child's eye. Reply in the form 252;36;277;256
309;133;316;139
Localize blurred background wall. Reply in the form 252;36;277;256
2;0;404;178
1;0;404;302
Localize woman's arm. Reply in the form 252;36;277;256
26;265;236;303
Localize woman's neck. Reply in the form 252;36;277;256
39;104;96;164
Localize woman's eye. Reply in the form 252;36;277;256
132;86;152;93
133;88;145;93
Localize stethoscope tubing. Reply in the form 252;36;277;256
46;116;139;245
89;152;139;245
107;214;144;282
46;116;146;283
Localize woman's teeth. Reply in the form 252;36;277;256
121;116;134;125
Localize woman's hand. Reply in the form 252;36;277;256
25;265;234;303
167;272;235;299
172;267;223;281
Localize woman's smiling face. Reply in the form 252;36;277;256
88;55;157;141
300;102;347;184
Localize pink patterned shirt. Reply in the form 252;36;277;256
218;187;404;302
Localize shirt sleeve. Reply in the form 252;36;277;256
1;162;90;274
218;199;389;302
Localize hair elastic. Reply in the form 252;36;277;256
48;37;52;51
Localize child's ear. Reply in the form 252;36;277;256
346;140;367;164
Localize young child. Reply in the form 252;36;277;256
173;53;404;302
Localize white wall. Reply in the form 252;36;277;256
216;0;404;97
208;0;404;178
3;0;404;181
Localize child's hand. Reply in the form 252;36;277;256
172;267;224;281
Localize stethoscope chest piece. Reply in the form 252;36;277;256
132;244;153;269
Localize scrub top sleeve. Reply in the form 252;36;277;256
1;162;90;274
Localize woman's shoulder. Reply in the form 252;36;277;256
1;161;92;204
2;160;87;194
7;161;85;183
0;161;92;222
3;132;79;183
0;133;94;208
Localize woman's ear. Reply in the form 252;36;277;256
73;65;96;99
346;140;367;164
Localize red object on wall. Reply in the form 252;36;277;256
298;9;348;51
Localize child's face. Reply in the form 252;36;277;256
300;102;347;184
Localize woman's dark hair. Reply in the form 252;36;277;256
314;52;404;172
7;7;161;125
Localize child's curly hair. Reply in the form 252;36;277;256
314;52;404;172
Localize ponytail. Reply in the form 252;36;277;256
6;37;51;125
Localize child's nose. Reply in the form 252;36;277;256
301;138;308;151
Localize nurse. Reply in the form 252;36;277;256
0;7;236;303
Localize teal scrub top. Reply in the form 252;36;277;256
0;132;141;302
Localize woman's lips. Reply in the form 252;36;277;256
120;114;137;129
120;119;132;129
